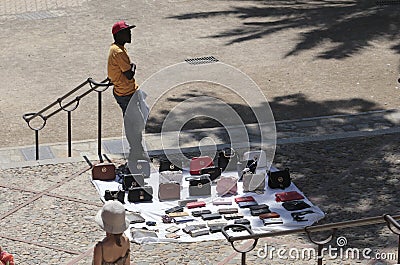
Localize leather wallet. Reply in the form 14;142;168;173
224;213;244;220
234;196;255;203
217;208;239;214
165;226;180;233
168;211;189;218
207;219;227;228
234;218;251;225
250;208;271;216
165;206;184;214
183;224;207;234
262;218;284;225
165;233;180;239
173;216;195;224
201;213;222;221
213;198;232;205
186;201;206;209
178;199;198;207
232;219;251;231
275;191;304;202
190;228;210;237
238;201;258;208
259;212;281;219
191;210;212;217
125;212;145;224
248;204;269;211
209;226;222;233
282;200;311;211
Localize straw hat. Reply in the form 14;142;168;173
95;201;130;234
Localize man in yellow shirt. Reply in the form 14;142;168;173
108;20;138;115
108;21;148;162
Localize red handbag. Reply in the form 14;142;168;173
189;156;214;175
275;191;304;202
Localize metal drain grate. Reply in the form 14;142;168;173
376;0;400;5
185;56;219;65
16;11;61;20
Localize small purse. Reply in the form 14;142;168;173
242;172;265;193
200;167;221;181
104;189;125;204
122;174;145;190
128;186;153;202
237;160;257;179
189;156;214;175
128;160;151;178
218;147;237;171
267;168;291;189
158;182;181;201
216;176;238;196
187;175;211;196
159;171;183;185
243;150;267;168
159;159;182;172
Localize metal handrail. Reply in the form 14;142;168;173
222;214;400;265
22;78;112;160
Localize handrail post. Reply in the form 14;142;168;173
98;91;102;158
35;130;39;160
305;227;336;265
383;214;400;264
67;111;72;157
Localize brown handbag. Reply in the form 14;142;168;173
84;155;116;181
158;182;181;201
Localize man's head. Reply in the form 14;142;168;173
112;21;135;44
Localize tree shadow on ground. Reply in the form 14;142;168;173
145;92;383;133
167;0;400;59
272;134;400;252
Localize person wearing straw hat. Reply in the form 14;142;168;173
93;201;131;265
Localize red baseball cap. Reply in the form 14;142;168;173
112;20;136;35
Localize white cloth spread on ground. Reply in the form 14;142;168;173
91;167;325;244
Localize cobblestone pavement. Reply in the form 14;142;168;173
1;131;399;264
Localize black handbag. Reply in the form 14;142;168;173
129;160;151;178
218;148;237;171
128;186;153;202
237;160;257;180
104;189;125;204
159;159;182;172
122;174;145;190
200;166;221;181
267;168;291;189
186;175;211;196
